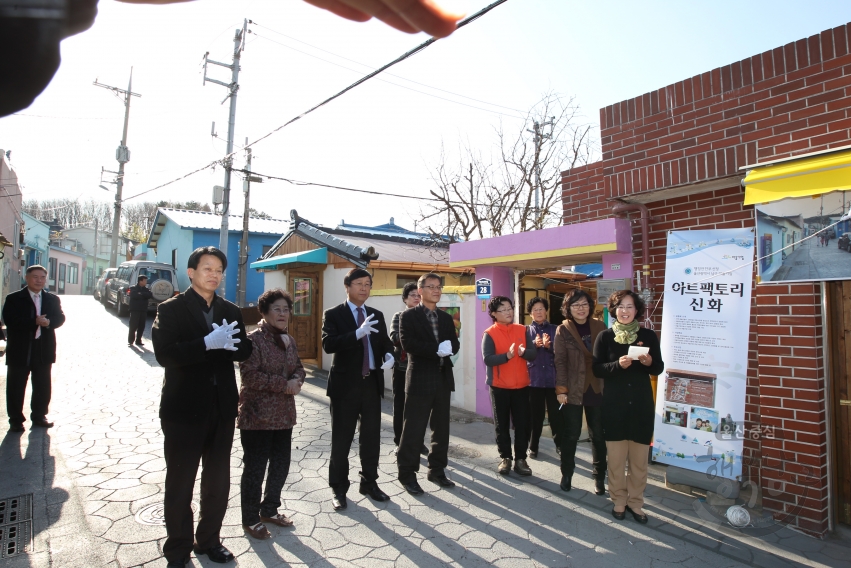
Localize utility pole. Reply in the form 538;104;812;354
204;19;248;296
237;146;262;307
94;69;141;267
527;117;554;228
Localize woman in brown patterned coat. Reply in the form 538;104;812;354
238;288;305;540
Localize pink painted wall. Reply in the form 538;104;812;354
474;266;513;418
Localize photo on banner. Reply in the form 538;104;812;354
754;190;851;283
654;228;754;480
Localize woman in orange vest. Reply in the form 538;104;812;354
482;296;537;476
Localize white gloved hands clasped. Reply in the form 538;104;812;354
380;353;395;370
204;319;241;351
355;313;378;340
436;339;453;358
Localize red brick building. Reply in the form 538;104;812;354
562;22;851;536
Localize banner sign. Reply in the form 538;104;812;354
653;228;755;480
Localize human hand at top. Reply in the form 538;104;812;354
381;353;395;370
301;0;465;38
518;344;526;356
534;333;543;347
542;333;551;349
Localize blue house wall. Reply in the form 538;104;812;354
152;221;194;292
191;230;278;304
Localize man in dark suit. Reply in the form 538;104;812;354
152;246;252;568
2;264;65;433
127;275;152;346
397;273;460;494
321;267;395;511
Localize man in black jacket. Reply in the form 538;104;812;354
2;265;65;433
321;267;395;511
127;275;152;346
397;273;459;494
152;247;251;567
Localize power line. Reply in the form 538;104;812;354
251;24;527;116
122;0;509;202
252;33;526;120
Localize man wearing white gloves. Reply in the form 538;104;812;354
321;267;395;511
397;273;460;495
152;246;252;568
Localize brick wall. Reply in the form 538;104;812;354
560;22;851;536
755;282;828;535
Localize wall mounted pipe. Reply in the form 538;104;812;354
612;202;651;294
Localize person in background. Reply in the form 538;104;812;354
2;265;65;432
592;290;664;525
238;288;305;540
482;296;537;476
390;282;427;456
553;289;608;494
525;296;559;459
127;275;153;346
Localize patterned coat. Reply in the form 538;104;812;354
237;325;305;430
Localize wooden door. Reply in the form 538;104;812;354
828;280;851;525
289;272;319;361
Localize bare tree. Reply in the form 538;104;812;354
418;92;594;240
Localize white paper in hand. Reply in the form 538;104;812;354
627;346;650;360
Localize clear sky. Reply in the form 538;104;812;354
4;0;851;232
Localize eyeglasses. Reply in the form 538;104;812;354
422;285;443;291
570;303;590;309
270;306;290;315
495;308;513;314
616;304;636;311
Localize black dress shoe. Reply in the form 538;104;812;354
332;494;347;510
594;478;606;496
559;475;572;492
193;544;234;563
166;556;190;567
32;418;53;428
135;341;143;346
9;424;24;433
427;474;456;488
529;450;538;459
611;506;626;520
625;505;649;524
401;480;424;495
359;485;390;501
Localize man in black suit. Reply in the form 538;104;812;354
321;267;395;511
397;273;459;494
152;247;252;568
127;275;152;346
2;264;65;433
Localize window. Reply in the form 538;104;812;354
395;274;444;288
137;267;174;284
68;262;79;284
262;245;273;256
172;249;177;268
48;257;56;280
293;278;312;316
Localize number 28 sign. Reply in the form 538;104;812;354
475;278;492;299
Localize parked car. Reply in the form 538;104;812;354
94;268;117;303
839;233;851;251
105;261;177;316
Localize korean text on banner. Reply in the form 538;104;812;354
653;229;755;480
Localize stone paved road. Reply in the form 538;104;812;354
2;296;851;567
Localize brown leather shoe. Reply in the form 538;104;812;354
260;513;293;527
243;522;271;540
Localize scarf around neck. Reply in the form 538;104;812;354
261;320;290;351
612;320;640;345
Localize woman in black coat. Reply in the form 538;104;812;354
592;290;663;524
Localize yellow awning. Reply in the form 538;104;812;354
742;149;851;205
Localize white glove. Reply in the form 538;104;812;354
381;353;395;370
204;320;240;351
355;313;378;340
437;339;453;357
